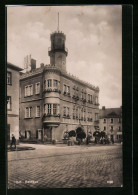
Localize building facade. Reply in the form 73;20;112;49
99;106;122;143
19;31;99;142
7;62;23;142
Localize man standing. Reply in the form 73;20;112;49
10;134;16;149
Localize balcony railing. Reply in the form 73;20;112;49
43;113;60;117
43;88;61;93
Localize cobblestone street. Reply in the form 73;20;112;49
8;144;122;189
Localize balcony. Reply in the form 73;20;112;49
43;114;60;126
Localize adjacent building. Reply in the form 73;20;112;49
7;62;23;143
99;106;122;142
19;30;100;142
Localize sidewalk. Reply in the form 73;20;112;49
7;141;121;152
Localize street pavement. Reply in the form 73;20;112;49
8;143;122;189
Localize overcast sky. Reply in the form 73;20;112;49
7;5;122;108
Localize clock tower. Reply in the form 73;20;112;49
48;31;68;71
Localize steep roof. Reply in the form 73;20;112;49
99;107;122;118
7;62;23;71
20;64;99;92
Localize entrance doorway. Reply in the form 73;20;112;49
44;126;52;141
36;130;42;140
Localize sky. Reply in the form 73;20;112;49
7;5;122;108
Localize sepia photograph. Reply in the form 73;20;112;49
7;5;122;189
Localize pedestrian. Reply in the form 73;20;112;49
10;134;16;149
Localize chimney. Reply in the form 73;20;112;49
31;59;36;71
40;63;44;69
102;106;105;110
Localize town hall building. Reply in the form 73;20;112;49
19;30;99;142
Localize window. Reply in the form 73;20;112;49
84;92;86;100
53;80;58;88
7;72;12;85
44;80;46;90
82;89;84;99
95;113;98;120
48;104;52;114
25;85;33;97
36;106;40;117
7;96;12;110
73;105;75;118
110;118;114;123
47;79;52;88
76;107;78;118
64;84;70;94
118;126;121;131
88;94;92;103
25;107;32;118
84;108;86;120
104;126;106;131
67;86;70;93
95;96;98;104
103;119;106;123
110;126;113;131
29;85;33;96
81;107;83;117
44;104;59;115
118;118;121;123
53;104;57;115
44;104;47;114
67;107;70;116
88;94;90;101
64;85;66;93
25;86;28;96
35;82;40;94
63;107;66;116
90;95;92;102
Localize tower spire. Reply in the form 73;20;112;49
57;12;59;31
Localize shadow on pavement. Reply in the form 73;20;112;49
7;146;35;152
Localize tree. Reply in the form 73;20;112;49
68;130;76;137
93;131;101;143
100;131;106;138
76;128;86;144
